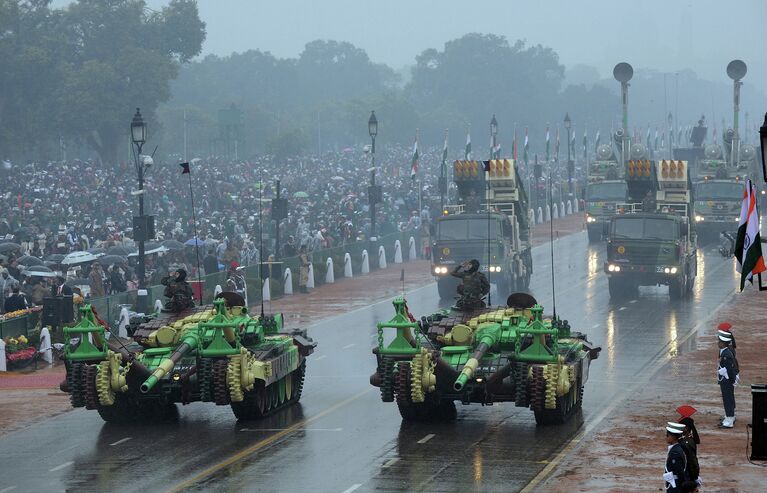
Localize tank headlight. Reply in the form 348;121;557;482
172;373;181;381
475;377;484;383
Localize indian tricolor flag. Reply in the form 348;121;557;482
545;126;550;161
523;127;529;164
465;129;472;160
735;179;767;290
410;136;419;181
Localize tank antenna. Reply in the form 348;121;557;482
486;161;492;306
259;170;265;319
548;168;557;319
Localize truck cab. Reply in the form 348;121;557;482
584;152;626;242
604;159;697;299
432;159;532;300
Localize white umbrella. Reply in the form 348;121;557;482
61;251;97;265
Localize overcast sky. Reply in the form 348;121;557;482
53;0;767;86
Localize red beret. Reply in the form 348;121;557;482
676;405;697;419
717;322;732;332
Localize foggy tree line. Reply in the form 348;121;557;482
2;0;765;164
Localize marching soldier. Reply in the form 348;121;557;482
717;330;739;428
451;259;490;310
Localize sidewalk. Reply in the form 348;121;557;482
545;284;766;492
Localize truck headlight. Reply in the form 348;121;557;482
433;266;448;274
586;215;596;223
608;264;621;272
695;215;704;222
670;267;678;274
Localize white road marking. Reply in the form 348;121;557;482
240;427;342;432
591;323;600;328
382;458;400;468
618;306;627;311
315;355;327;361
109;437;133;446
48;462;73;472
342;343;356;349
417;433;435;444
0;486;18;493
629;299;638;303
341;484;362;493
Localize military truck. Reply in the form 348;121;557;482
432;159;532;299
604;159;697;299
692;144;748;241
584;144;628;242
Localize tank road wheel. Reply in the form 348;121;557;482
278;378;287;404
514;362;529;407
285;371;293;401
231;383;267;421
534;374;582;426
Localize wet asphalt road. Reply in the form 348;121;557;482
0;232;737;493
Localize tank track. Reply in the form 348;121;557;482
213;358;230;405
199;358;213;402
529;365;545;412
230;360;307;420
68;362;86;408
513;362;529;407
395;361;455;421
83;364;100;410
395;362;411;405
379;357;395;402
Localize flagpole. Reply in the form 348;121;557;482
185;165;203;304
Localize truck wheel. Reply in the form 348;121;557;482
685;275;695;296
608;278;625;299
437;278;456;300
669;278;684;300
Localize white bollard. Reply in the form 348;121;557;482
567;200;573;215
306;263;315;288
408;236;417;261
394;240;403;264
573;199;579;213
537;207;543;224
379;245;387;269
118;307;130;338
553;203;559;219
344;253;353;278
545;205;551;222
0;339;5;372
325;257;335;284
560;201;566;217
283;268;293;295
213;284;223;298
39;327;53;364
262;277;271;301
361;250;370;274
528;209;535;225
154;299;163;314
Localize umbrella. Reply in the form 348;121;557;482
107;246;134;256
61;251;97;265
293;191;309;198
21;265;56;278
185;238;204;246
0;254;6;263
0;242;21;253
97;255;128;266
17;255;44;267
44;253;65;263
161;239;185;251
87;247;106;256
128;243;167;256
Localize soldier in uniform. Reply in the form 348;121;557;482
674;405;701;490
663;423;695;492
298;246;310;294
451;259;490;310
717;331;739;428
161;268;194;312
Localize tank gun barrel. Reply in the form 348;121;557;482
140;334;199;393
453;326;500;391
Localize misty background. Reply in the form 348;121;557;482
6;0;767;163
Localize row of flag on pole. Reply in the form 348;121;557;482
736;178;766;291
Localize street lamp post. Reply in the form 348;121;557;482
564;113;573;194
130;108;150;313
490;114;498;159
759;113;767;183
368;111;378;241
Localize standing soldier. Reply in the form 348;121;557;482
717;322;736;354
298;246;310;294
663;423;694;492
675;405;701;490
717;330;739;428
451;259;490;309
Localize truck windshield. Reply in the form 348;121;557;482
695;182;743;201
612;217;677;241
438;219;500;240
587;182;627;201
